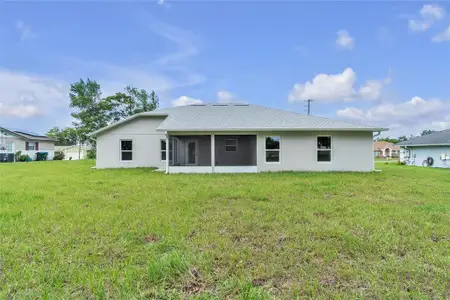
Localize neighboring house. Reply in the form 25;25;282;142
397;129;450;168
90;103;388;173
55;145;90;160
373;141;400;158
0;127;56;162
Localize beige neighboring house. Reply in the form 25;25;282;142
374;141;400;158
0;127;56;162
89;103;388;173
55;145;90;160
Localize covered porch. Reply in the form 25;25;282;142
165;134;257;173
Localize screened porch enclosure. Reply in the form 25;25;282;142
167;135;257;168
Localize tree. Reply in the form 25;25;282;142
420;129;436;136
398;136;408;142
46;127;79;146
69;79;109;144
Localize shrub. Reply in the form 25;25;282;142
14;151;22;162
396;160;406;165
19;154;30;162
86;149;96;160
53;152;65;160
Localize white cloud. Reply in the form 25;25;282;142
217;90;242;103
0;69;68;118
336;30;354;50
172;96;203;107
16;20;36;41
432;25;450;42
288;68;390;103
409;4;445;32
337;97;450;135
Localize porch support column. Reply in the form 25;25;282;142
211;134;215;173
165;132;169;174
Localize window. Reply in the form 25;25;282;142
265;136;280;163
7;143;12;153
317;136;332;162
225;139;238;152
120;140;133;161
28;143;35;151
161;139;173;161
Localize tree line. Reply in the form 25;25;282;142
375;129;436;144
47;79;159;146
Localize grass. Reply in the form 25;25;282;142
0;161;449;299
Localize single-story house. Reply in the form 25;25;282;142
0;127;56;162
397;129;450;168
374;141;400;158
55;145;90;160
90;103;388;173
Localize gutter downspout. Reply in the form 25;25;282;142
373;131;381;172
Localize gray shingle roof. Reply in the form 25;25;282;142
154;103;386;132
90;103;387;136
397;129;450;146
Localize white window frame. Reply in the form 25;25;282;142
264;136;281;164
225;139;238;152
120;139;133;162
160;139;173;162
28;143;35;151
317;135;332;163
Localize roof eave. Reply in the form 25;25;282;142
157;127;388;132
398;143;450;147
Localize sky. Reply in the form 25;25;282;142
0;1;449;137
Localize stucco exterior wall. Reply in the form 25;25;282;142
400;146;450;168
95;117;167;169
256;131;374;172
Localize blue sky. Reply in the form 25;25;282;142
0;1;449;136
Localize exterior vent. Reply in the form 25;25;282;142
212;104;228;107
191;104;206;106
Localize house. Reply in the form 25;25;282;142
373;141;400;158
397;129;450;168
54;145;90;160
0;127;57;162
89;103;388;173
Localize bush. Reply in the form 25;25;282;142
396;160;406;165
19;154;31;162
14;151;22;162
53;151;65;160
86;149;96;160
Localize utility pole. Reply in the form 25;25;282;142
304;99;313;115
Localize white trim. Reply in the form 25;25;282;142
169;166;213;174
119;139;133;162
214;166;257;173
211;134;215;173
264;136;281;164
165;134;169;173
317;135;332;163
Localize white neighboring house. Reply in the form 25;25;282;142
55;145;90;160
398;129;450;168
89;103;388;173
0;127;56;162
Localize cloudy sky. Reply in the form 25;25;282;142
0;1;449;137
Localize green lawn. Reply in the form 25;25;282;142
0;161;449;299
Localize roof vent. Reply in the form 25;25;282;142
212;104;228;107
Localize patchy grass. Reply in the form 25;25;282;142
0;161;449;299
